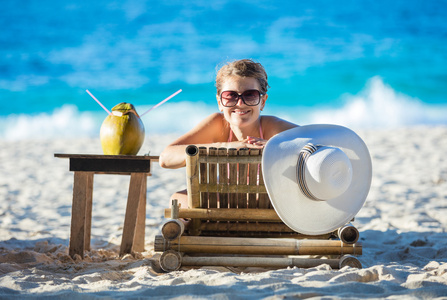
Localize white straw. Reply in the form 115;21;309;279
140;89;182;117
86;89;112;115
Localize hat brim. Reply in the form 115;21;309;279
262;124;372;235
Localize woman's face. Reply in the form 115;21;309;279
217;76;267;129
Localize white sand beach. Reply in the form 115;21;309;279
1;126;447;299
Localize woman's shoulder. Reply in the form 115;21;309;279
261;115;298;127
192;112;227;134
200;112;225;126
261;115;298;137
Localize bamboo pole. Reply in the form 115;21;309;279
161;220;185;240
337;223;360;244
181;255;352;269
171;199;179;219
164;208;281;221
186;145;200;208
186;145;202;236
339;255;363;269
199;147;208;208
159;250;182;272
154;235;362;255
158;252;362;270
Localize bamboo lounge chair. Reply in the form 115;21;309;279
154;144;364;272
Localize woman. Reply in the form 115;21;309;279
159;59;298;206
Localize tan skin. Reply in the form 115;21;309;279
159;75;298;207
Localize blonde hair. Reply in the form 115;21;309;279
216;59;269;95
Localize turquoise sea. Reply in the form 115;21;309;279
1;0;446;139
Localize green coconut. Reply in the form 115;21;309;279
100;102;145;155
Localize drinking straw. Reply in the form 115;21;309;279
140;89;182;117
86;89;112;115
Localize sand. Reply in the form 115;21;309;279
0;126;447;299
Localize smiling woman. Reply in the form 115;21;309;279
158;59;298;208
159;59;297;169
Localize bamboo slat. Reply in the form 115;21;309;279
196;231;332;239
198;221;296;233
218;148;229;208
257;149;270;209
228;148;238;208
198;183;267;194
248;149;260;208
208;147;218;208
238;148;249;208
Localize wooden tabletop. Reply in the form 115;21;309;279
54;153;159;174
54;153;159;161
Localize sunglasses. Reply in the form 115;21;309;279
220;89;263;107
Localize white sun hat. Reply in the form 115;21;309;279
262;124;372;235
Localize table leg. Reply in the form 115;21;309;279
69;171;93;258
84;173;94;251
120;172;145;256
133;174;147;252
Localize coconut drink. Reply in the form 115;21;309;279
100;102;145;155
86;89;182;156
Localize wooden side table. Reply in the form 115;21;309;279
55;154;159;258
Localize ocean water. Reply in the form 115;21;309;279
1;0;446;140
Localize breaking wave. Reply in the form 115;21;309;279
1;77;446;140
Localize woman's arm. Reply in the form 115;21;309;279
159;114;297;169
159;113;222;169
159;113;259;169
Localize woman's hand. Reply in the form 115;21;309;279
246;136;267;147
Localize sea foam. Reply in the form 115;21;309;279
1;77;445;140
307;76;447;129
